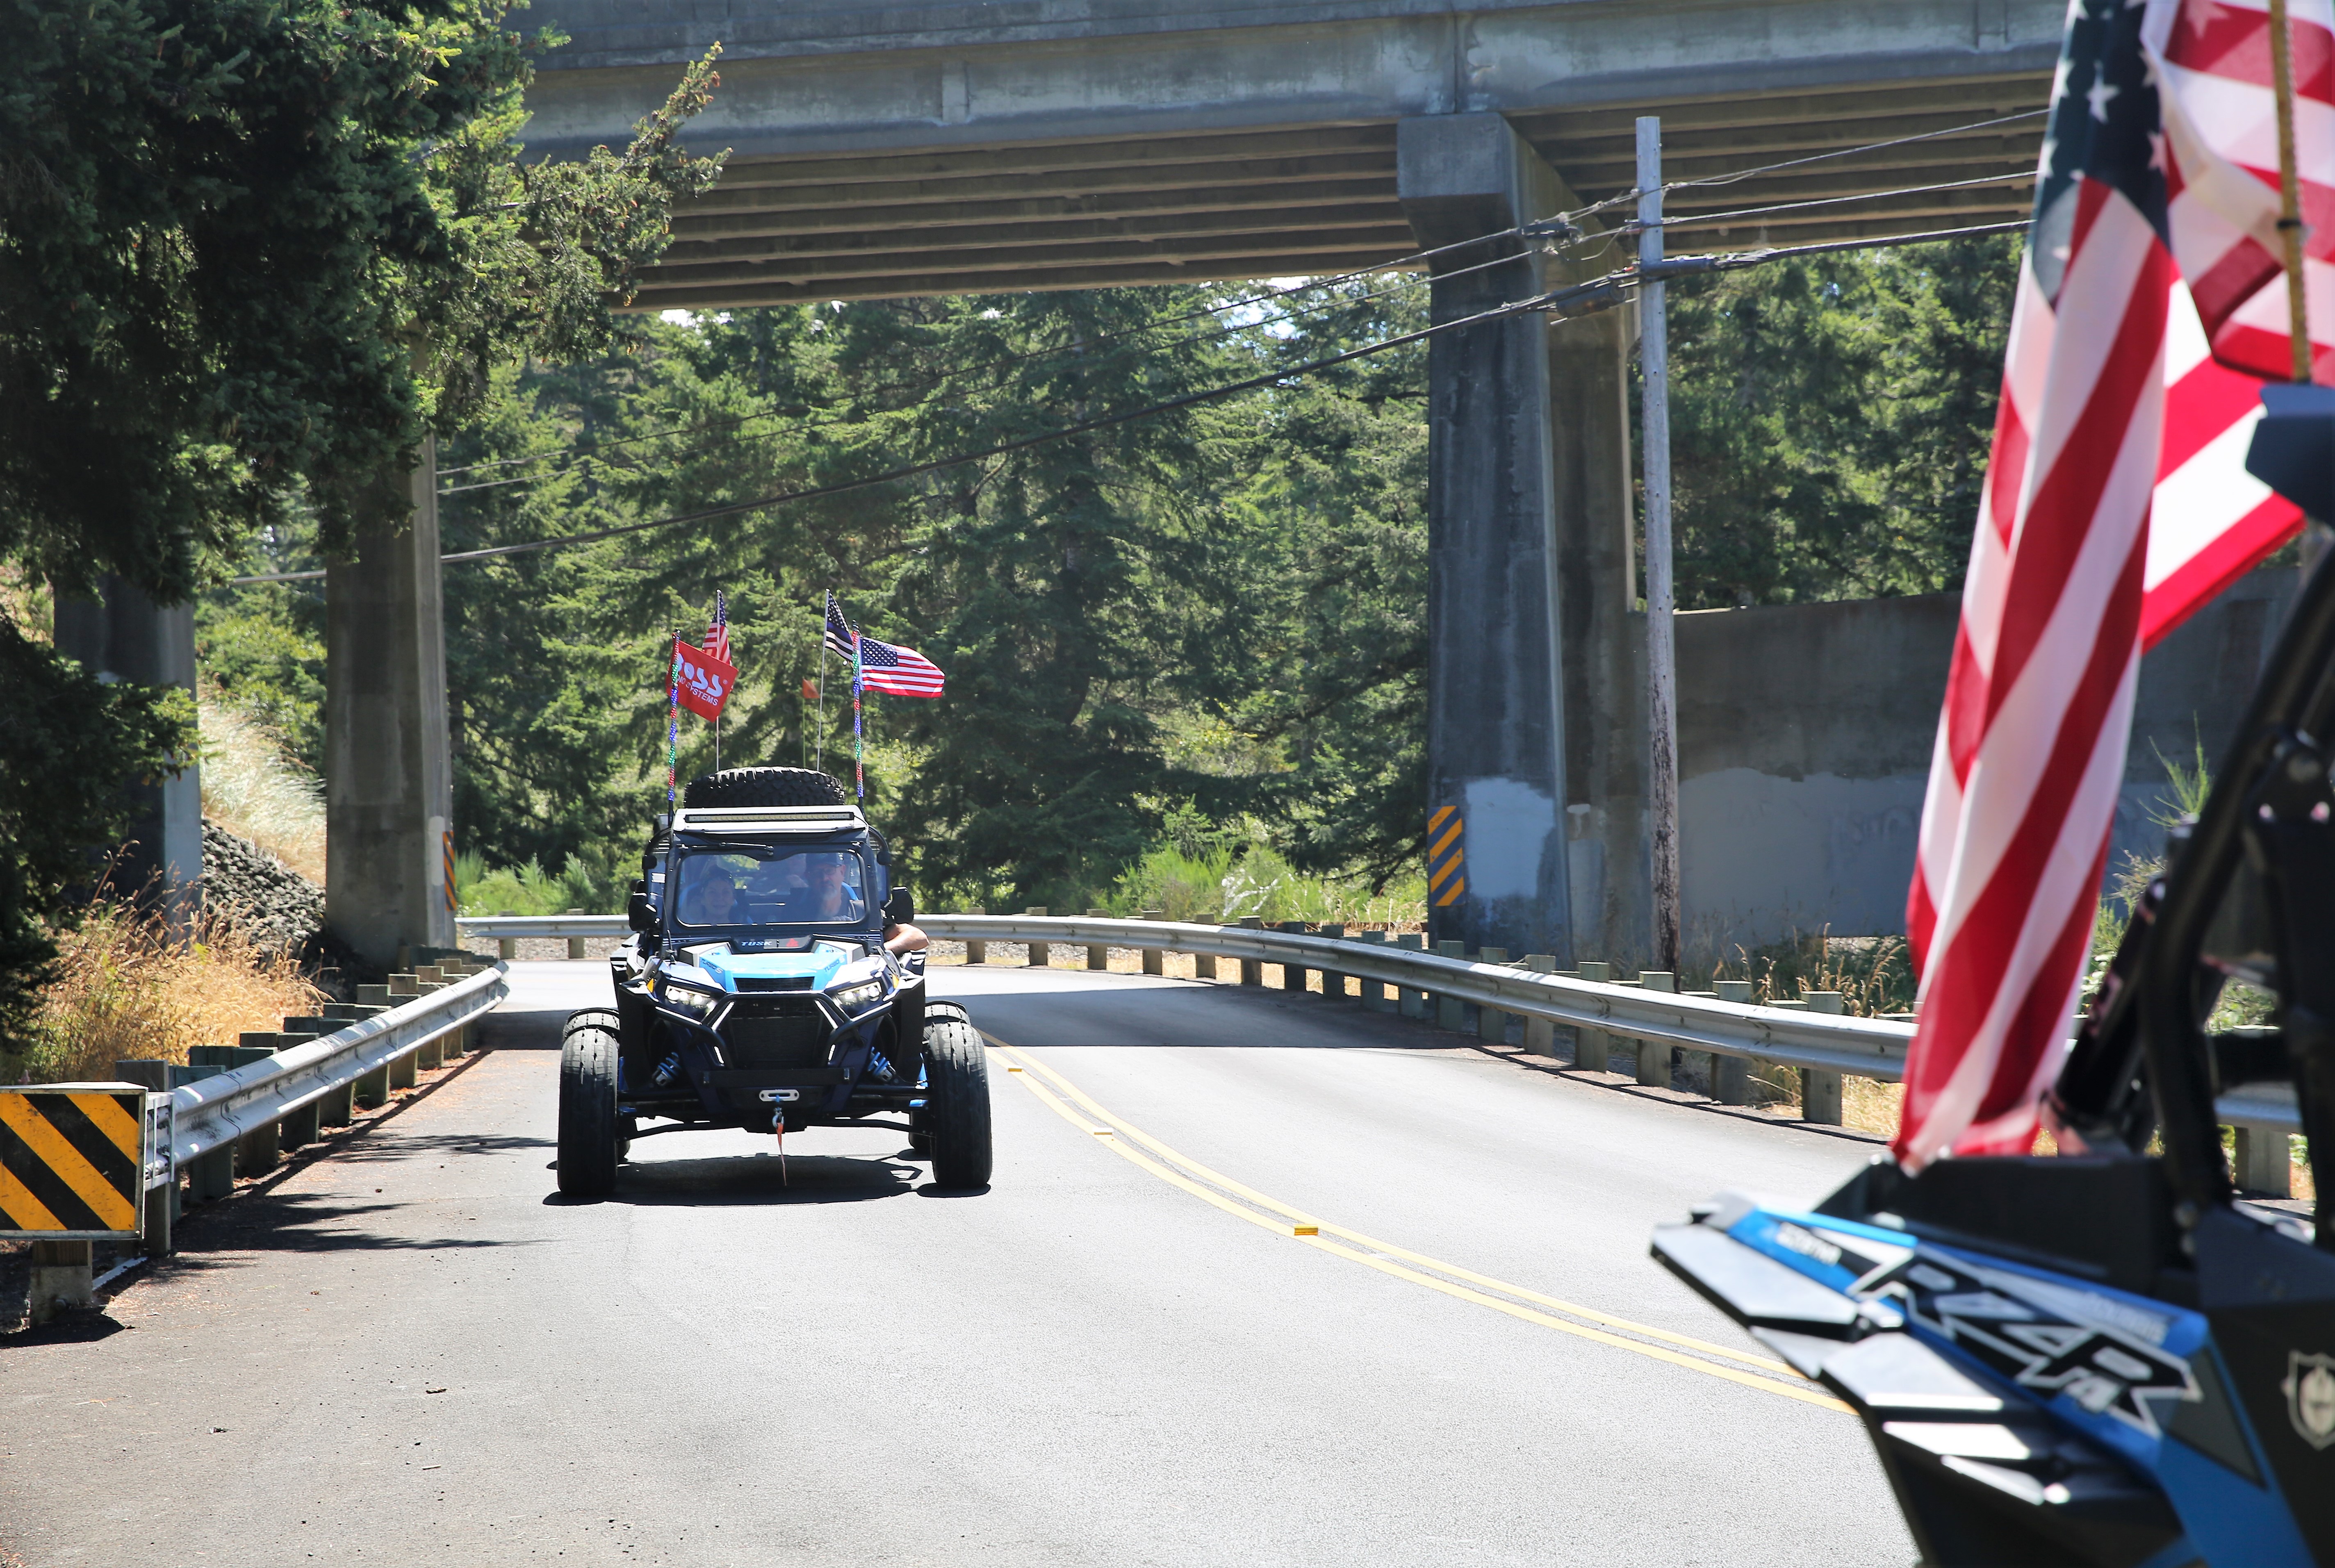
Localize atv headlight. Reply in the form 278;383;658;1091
829;979;886;1014
658;981;722;1018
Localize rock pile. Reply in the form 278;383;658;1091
202;820;326;959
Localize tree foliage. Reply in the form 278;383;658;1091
1661;236;2016;606
0;614;193;1042
0;0;721;1035
0;0;723;599
208;238;2014;917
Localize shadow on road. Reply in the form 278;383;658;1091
474;1010;568;1051
173;1189;548;1263
548;1151;930;1208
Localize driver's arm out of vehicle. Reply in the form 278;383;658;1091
885;922;927;955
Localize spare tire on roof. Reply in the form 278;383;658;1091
683;767;850;809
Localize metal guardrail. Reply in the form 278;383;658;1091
458;914;622;940
172;963;509;1173
452;912;2299;1133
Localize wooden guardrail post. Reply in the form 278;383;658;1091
565;909;588;961
1352;930;1392;1010
1433;941;1467;1029
1394;933;1427;1016
1025;908;1050;967
963;907;985;965
1085;910;1112;970
1635;972;1676;1086
1476;947;1509;1041
1236;916;1264;985
497;910;518;961
1710;980;1755;1104
1139;909;1165;974
1521;956;1558;1054
1800;992;1845;1124
1277;922;1308;991
2233;1126;2293;1195
1574;961;1612;1070
1317;924;1346;999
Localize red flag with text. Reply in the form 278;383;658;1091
673;639;736;722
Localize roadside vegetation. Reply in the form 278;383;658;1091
4;891;322;1086
199;239;2016;923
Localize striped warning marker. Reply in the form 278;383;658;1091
442;826;459;914
0;1086;148;1237
1428;805;1465;908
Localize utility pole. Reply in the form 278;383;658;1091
1637;116;1682;974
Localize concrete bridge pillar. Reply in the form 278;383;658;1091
51;578;202;925
1397;114;1647;968
326;441;455;969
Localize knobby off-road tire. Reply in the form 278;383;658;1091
558;1025;622;1198
683;767;848;809
923;1017;992;1190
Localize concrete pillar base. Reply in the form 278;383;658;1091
28;1240;93;1325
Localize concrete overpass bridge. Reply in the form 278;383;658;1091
521;0;2056;305
141;1;2061;975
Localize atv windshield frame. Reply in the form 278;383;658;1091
662;833;884;940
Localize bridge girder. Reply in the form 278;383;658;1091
521;0;2060;308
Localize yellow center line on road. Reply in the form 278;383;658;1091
981;1034;1851;1415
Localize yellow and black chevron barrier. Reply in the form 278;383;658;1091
0;1085;150;1238
1428;805;1465;908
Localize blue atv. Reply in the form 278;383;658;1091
557;767;991;1197
1655;392;2335;1565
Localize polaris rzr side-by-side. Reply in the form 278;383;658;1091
1654;390;2335;1565
556;766;991;1197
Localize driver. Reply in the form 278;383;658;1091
793;852;927;957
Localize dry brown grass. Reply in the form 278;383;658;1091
12;897;323;1084
199;697;326;883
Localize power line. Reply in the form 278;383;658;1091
1655;171;2034;234
226;217;2027;588
430;224;1557;485
430;239;1554;502
1655;108;2047;197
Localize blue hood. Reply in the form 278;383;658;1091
690;944;851;993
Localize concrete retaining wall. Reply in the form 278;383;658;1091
1675;567;2295;958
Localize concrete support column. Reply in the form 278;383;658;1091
326;440;454;970
1400;114;1572;964
1551;282;1652;975
51;578;201;925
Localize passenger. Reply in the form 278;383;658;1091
681;869;740;925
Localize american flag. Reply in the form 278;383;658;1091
1900;0;2177;1168
823;590;946;698
705;589;729;667
2142;0;2333;642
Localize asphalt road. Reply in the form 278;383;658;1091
2;962;1916;1567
